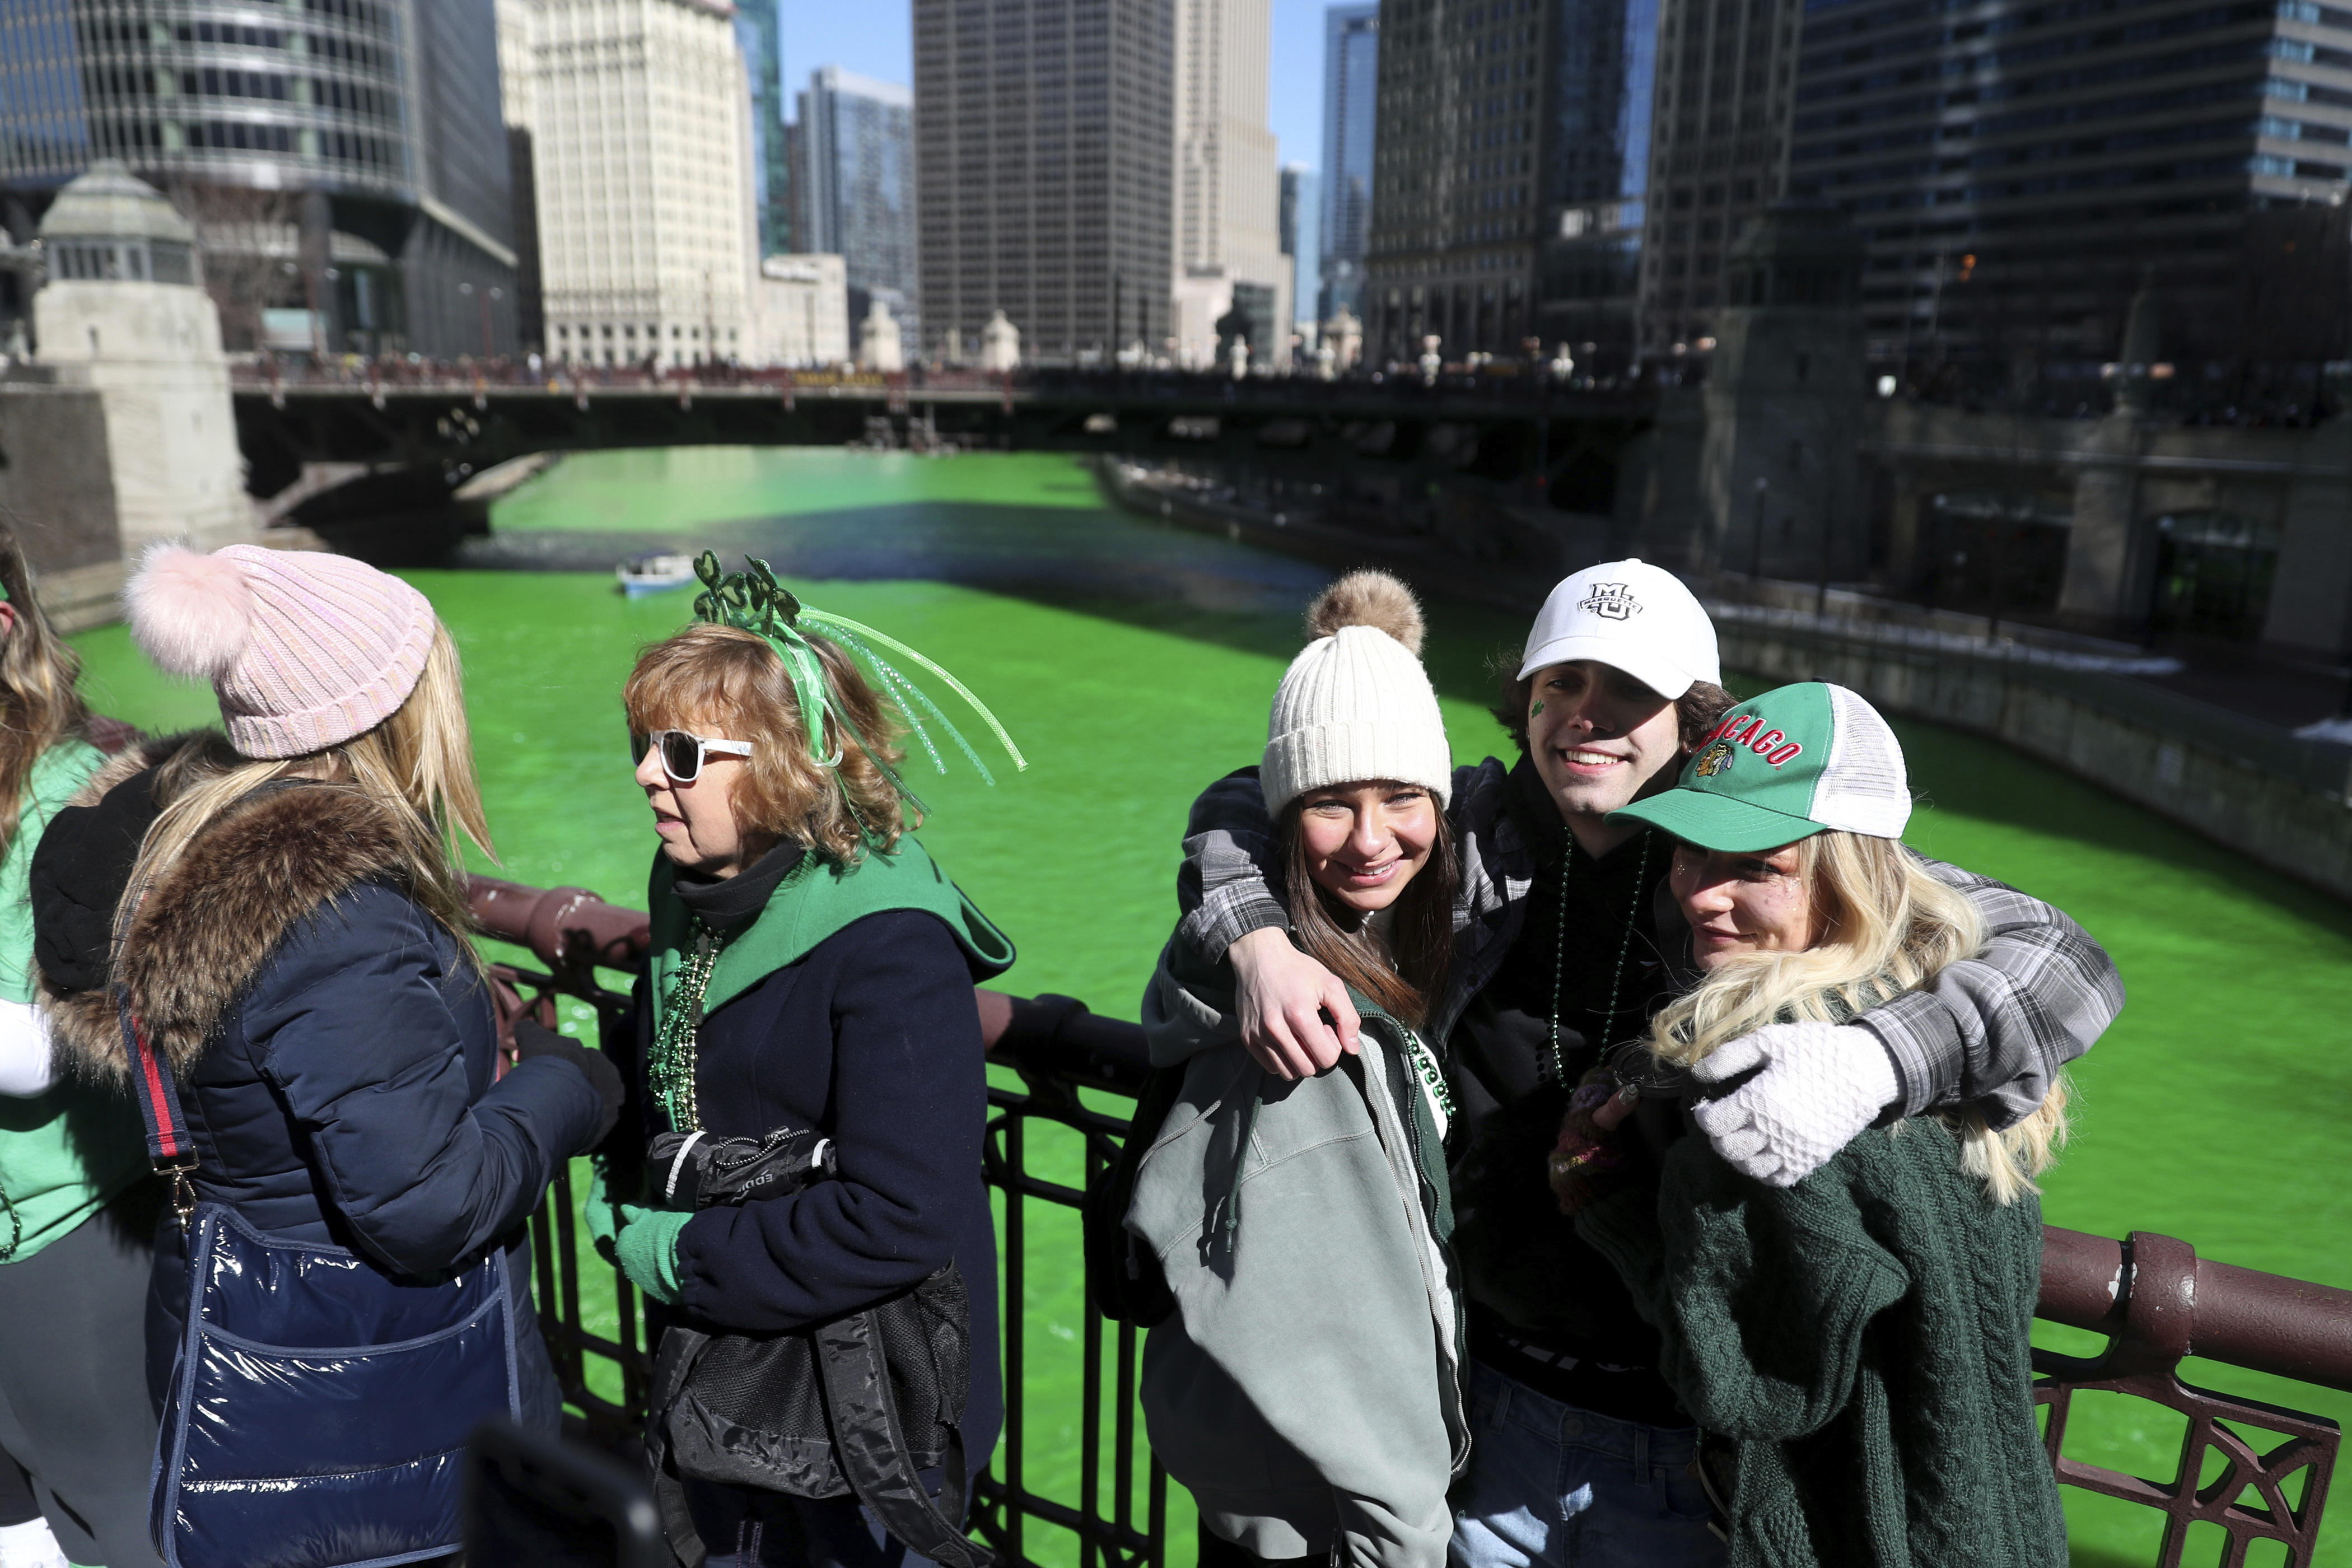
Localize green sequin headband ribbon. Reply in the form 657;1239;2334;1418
689;552;1025;822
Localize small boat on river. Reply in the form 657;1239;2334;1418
617;552;696;598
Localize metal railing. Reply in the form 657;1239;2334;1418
470;875;2351;1568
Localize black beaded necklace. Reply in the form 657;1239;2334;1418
1544;827;1654;1087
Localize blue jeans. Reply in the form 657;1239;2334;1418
1449;1360;1724;1568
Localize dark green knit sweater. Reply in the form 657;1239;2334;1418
1578;1118;2066;1567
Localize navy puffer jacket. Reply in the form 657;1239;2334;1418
34;766;603;1400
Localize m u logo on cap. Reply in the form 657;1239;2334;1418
1578;582;1640;620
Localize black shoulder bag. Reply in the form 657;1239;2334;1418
640;1129;995;1568
1082;1065;1185;1328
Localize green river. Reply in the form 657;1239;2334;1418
68;448;2352;1566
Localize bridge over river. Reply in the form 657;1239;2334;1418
228;363;1660;517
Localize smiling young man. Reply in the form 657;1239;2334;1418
1173;559;2123;1566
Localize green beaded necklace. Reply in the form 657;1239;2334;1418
1545;827;1654;1088
651;921;727;1135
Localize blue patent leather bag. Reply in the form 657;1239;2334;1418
150;1203;522;1568
119;928;522;1568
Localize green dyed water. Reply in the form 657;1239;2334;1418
68;449;2352;1566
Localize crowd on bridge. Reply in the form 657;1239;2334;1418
0;523;2118;1568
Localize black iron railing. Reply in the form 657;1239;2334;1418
470;876;2352;1568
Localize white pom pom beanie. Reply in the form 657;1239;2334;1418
125;543;437;759
1262;624;1452;814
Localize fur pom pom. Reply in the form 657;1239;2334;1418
127;545;254;679
1305;570;1425;655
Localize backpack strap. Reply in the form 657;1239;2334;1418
814;1303;995;1568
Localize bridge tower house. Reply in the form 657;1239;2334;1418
31;164;251;560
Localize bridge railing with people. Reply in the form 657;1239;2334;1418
468;875;2351;1568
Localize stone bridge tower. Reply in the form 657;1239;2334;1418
30;164;251;558
1696;203;1868;583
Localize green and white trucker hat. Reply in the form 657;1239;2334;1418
1609;682;1911;852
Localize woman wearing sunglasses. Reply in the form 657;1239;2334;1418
602;571;1016;1568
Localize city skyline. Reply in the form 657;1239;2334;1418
779;0;1337;176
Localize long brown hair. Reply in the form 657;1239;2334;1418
0;525;92;855
1280;791;1457;1027
623;623;912;864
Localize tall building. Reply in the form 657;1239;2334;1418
0;0;519;357
1319;3;1379;321
1280;164;1320;330
1169;0;1290;366
736;0;791;256
1364;0;1658;365
1784;0;2352;382
1633;0;1798;356
1533;0;1658;363
794;67;917;345
503;0;755;369
913;0;1175;365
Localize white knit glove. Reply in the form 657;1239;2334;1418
1688;1021;1901;1187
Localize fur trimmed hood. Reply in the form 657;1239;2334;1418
40;735;424;1085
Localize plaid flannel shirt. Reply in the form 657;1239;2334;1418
1176;759;2122;1130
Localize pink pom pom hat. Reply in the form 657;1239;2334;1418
125;544;438;759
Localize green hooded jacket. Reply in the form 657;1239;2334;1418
1131;935;1468;1568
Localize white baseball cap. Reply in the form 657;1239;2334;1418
1516;559;1720;699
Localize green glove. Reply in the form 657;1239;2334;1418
583;1161;623;1263
614;1204;692;1305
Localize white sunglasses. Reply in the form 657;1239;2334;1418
632;729;754;783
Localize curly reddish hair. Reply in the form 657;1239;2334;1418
624;623;913;862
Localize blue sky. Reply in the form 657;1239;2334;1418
779;1;1331;172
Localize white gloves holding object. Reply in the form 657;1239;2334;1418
1690;1021;1900;1188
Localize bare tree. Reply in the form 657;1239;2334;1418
165;181;302;352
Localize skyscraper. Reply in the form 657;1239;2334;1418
1785;0;2352;382
1169;0;1289;365
795;67;917;344
735;0;791;256
1632;0;1797;356
1319;3;1378;322
1363;0;1657;365
913;0;1175;365
0;0;519;357
1281;164;1320;330
503;0;756;369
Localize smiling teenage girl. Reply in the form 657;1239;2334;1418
1576;682;2069;1565
1134;573;1467;1568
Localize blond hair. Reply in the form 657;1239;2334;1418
1648;830;2068;1203
623;623;912;864
127;622;491;946
0;524;93;854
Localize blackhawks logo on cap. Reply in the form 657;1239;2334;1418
1693;740;1735;778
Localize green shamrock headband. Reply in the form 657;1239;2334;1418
689;552;1025;818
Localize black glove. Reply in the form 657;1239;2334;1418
513;1018;623;1151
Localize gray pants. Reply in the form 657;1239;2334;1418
0;1188;165;1568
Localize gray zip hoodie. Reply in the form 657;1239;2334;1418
1132;939;1468;1568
